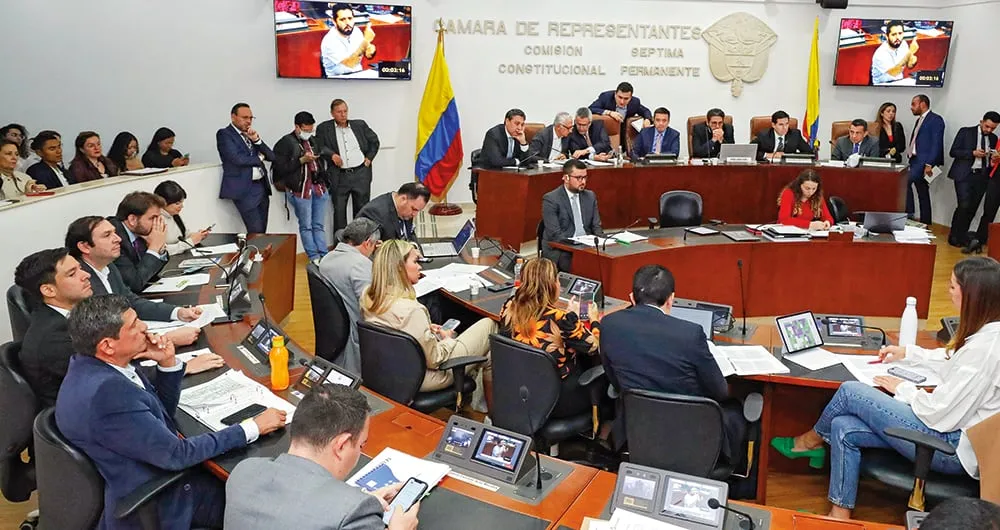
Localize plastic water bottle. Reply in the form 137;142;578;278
898;297;918;347
269;335;289;391
513;257;524;288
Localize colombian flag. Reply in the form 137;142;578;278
803;17;821;151
415;30;463;198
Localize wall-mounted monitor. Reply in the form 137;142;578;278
833;19;953;87
274;2;412;80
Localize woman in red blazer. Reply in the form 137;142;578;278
777;169;834;230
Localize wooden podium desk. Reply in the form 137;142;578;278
989;223;1000;261
550;226;936;318
475;164;907;250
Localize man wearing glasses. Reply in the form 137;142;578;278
529;112;574;162
217;102;275;233
540;159;605;272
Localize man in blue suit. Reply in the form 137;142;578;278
588;81;652;152
946;111;1000;251
566;108;613;162
906;94;946;225
631;107;680;159
55;294;287;530
217;102;275;233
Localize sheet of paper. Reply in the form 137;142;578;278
713;345;789;376
686;226;719;236
821;160;846;168
613;231;648;243
707;341;736;378
139;347;212;367
582;517;613;530
609;508;686;529
925;165;943;184
190;243;239;256
540;162;564;169
584;159;614;167
414;276;445;298
142;273;211;294
178;258;220;269
436;263;489;275
784;347;841;371
348;447;450;493
631;119;644;133
571;235;617;247
836;355;941;387
178;370;295;432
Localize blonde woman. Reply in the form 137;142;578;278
361;240;496;412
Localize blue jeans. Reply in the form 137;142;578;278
287;191;328;260
813;382;965;509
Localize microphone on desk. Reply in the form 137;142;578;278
819;318;888;347
737;259;748;337
519;386;543;491
600;219;642;252
514;152;543;171
707;498;754;530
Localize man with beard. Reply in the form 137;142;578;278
108;191;169;293
540;159;604;271
871;20;919;85
321;3;376;77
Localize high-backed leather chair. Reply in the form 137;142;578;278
593;114;621;153
304;264;350;365
687;115;735;156
831;120;878;144
6;285;34;343
523;122;545;145
749;116;799;142
827;196;850;224
357;321;486;413
658;191;703;228
0;341;38;528
469;149;482;203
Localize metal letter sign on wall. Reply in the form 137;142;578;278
702;13;777;97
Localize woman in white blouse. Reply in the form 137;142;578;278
0;139;45;199
153;180;211;255
771;257;1000;519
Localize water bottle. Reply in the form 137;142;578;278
898;296;918;347
513;257;524;288
269;335;289;391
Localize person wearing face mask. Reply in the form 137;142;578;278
274;111;330;263
777;169;834;231
107;131;143;172
0;139;46;199
69;131;119;182
27;130;73;189
142;127;189;169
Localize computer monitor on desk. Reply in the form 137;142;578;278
861;212;907;234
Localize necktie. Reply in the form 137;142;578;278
776;137;785;153
240;133;253;151
506;137;514;158
570;194;586;237
584;132;593;148
977;133;987;171
909;116;923;157
852;143;860;155
653;131;663;154
133;237;147;256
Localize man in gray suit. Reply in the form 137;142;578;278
528;112;573;162
317;217;381;374
225;384;420;530
315;98;381;232
832;119;879;161
541;159;604;271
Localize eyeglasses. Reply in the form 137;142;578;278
569;174;588;180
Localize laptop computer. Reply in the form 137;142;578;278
288;357;361;404
862;212;907;234
775;311;825;354
422;219;476;257
671;306;715;341
718;144;757;163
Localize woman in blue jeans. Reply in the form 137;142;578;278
772;257;1000;519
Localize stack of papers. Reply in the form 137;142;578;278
414;263;493;297
784;347;841;370
142;273;211;294
708;343;790;377
178;370;296;431
144;303;228;332
583;159;614;167
571;235;617;247
612;231;648;243
835;354;941;387
190;243;240;256
348;447;450;493
893;226;934;244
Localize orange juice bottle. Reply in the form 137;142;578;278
269;335;289;391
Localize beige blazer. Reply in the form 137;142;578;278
363;296;457;391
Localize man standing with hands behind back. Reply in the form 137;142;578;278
321;3;376;77
315;99;380;232
217;102;275;234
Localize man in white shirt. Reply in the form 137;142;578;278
871;20;919;85
315;98;381;232
320;3;376;77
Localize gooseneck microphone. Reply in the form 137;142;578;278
820;318;888;347
707;498;754;530
600;219;642;252
736;259;748;337
515;151;543;170
519;386;543;491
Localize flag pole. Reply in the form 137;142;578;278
427;18;463;216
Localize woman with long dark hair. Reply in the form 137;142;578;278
771;257;1000;519
777;169;833;230
107;131;142;172
68;131;119;182
142;127;189;168
873;102;906;163
1;123;38;172
153;180;211;255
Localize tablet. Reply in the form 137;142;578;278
775;311;824;354
472;429;527;473
826;316;864;338
289;357;361;402
442;423;476;457
661;476;725;528
611;463;730;529
568;277;599;297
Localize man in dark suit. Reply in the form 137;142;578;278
588;81;653;153
755;110;813;161
480;108;532;169
55;294;287;530
600;265;746;459
906;94;946;225
566;108;612;161
947;112;1000;251
108;191;169;293
217;102;275;233
357;182;429;244
315;98;381;232
25;130;73;189
691;108;735;158
541;159;604;271
831;119;880;161
631;107;680;159
528;112;573;162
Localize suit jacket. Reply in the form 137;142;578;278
878;122;907;163
68;156;119;183
948;125;998;182
528;124;568;161
26;161;73;189
754;128;813;160
56;355;247;530
480;123;532;169
81;260;175;322
216;124;275;200
20;305;73;408
566;120;612;156
631;126;680;159
317;243;372;375
225;453;384;530
272;132;330;193
540;186;603;260
108;217;167;293
356;192;417;243
588;90;652;137
314;119;380;174
691;123;735;158
909;111;946;170
831;136;879;161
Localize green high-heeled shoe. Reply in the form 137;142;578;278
771;437;826;469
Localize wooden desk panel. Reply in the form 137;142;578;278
990;224;1000;261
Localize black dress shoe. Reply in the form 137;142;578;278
948;237;964;248
963;239;984;254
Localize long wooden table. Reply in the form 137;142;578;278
476;164;908;250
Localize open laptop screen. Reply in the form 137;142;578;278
452;219;475;252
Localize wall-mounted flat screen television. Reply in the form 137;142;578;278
274;2;412;80
833;19;953;88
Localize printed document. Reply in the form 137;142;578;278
178;370;295;432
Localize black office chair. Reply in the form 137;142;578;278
860;428;979;512
827;196;850;224
658;191;703;228
0;342;38;529
489;335;606;454
357;321;486;413
622;389;734;480
469;149;483;204
536;220;545;257
33;408;196;530
305;264;350;364
6;285;34;342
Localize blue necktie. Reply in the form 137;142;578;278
852;143;860;155
506;137;514;158
653;131;663;154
